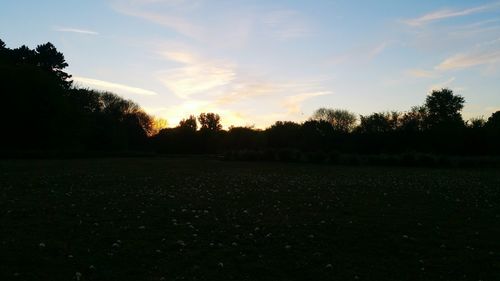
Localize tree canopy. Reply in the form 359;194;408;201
424;88;465;129
1;38;499;158
311;108;357;133
198;113;222;131
178;115;198;131
0;40;155;152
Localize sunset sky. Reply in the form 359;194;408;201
1;0;500;128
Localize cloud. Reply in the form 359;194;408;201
158;50;309;104
436;49;500;70
429;77;456;92
151;41;333;127
215;78;333;106
111;0;252;47
213;82;276;105
462;18;500;29
328;41;395;65
53;27;98;35
73;76;158;96
162;50;197;64
369;42;389;58
115;8;203;39
157;50;236;98
485;106;500;113
283;91;331;114
368;41;396;59
111;0;205;40
407;69;436;78
404;2;500;26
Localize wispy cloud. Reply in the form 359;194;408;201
215;78;333;107
214;82;277;105
114;7;203;39
328;41;395;65
158;50;236;98
429;77;456;91
462;18;500;29
368;41;395;59
407;69;436;78
111;0;252;47
53;27;98;35
283;91;331;114
404;2;500;26
436;49;500;70
157;49;325;107
73;76;158;96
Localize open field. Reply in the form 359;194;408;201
1;158;499;280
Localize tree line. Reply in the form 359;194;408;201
1;40;499;162
153;91;499;159
0;39;159;154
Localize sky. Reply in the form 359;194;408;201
1;0;500;128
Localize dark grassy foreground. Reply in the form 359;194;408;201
1;158;499;281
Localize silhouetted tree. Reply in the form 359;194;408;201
266;121;301;148
0;39;7;63
35;42;71;87
178;115;197;131
299;120;335;151
3;38;500;159
0;39;157;153
11;45;36;65
198;113;222;131
484;111;500;154
225;126;265;151
467;117;486;129
400;106;427;132
486;111;500;131
358;112;401;134
312;108;357;133
419;88;466;153
424;88;465;129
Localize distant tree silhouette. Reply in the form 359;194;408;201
467;117;486;129
225;126;265;151
153;115;202;154
299;120;335;151
2;38;500;159
486;111;500;130
35;43;72;87
424;88;465;129
0;39;156;153
11;45;36;64
312;108;357;133
198;113;222;131
485;111;500;154
400;106;427;132
358;112;401;134
419;89;465;153
266;121;301;148
178;115;198;131
0;39;7;64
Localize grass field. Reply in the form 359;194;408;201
1;158;499;280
